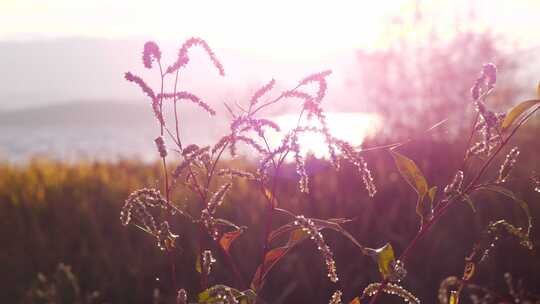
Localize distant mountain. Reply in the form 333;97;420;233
0;101;152;126
0;100;231;133
0;101;231;162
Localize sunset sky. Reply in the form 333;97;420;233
2;0;540;59
1;0;539;116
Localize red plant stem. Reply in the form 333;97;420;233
199;224;208;290
367;198;458;303
158;64;165;136
202;141;247;288
170;72;206;203
460;111;480;170
204;142;230;201
250;83;302;116
168;250;177;293
256;135;280;282
257;182;275;285
256;109;305;290
368;104;540;304
252;83;308;287
157;62;178;293
173;69;183;151
218;237;247;288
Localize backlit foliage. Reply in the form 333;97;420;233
119;38;540;304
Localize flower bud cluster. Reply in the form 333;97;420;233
328;290;342;304
120;188;178;251
207;285;238;304
202;250;216;276
176;289;187;304
201;183;232;240
444;170;464;195
363;283;420;304
497;147;519;183
294;215;338;283
154;136;167;158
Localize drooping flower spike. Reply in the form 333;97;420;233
166;37;225;76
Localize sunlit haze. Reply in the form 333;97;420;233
268;113;380;158
2;0;540;59
1;0;540;161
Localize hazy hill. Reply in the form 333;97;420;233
0;101;153;126
0;101;229;162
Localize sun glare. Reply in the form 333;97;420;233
267;112;380;159
0;0;407;59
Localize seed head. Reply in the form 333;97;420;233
294;215;338;282
154;136;167;158
329;290;343;304
444;170;463;195
202;250;216;275
158;91;216;116
142;41;161;69
482;63;497;88
363;283;420;304
124;72;163;123
250;79;275;106
497;147;520;183
531;173;540;193
166;37;225;76
176;289;187;304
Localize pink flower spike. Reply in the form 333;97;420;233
142;41;161;69
166;37;225;76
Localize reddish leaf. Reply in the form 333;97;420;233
251;229;309;291
250;247;287;291
219;229;244;253
349;297;362;304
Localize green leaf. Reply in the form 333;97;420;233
390;150;429;197
428;186;437;203
449;291;459;304
462;193;476;213
238;289;257;304
477;185;532;235
195;253;202;273
198;285;244;303
367;243;395;280
501;99;540;131
391;150;429;224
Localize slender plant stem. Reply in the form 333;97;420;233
250;83;302;116
173;69;183;150
156;61;177;293
460;111;480;170
199;224;207;290
256;108;305;291
204;142;230;201
200;139;247;288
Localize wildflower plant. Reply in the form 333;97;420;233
121;38;539;303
